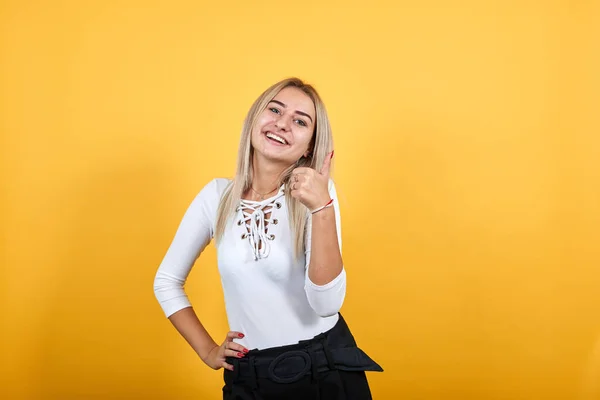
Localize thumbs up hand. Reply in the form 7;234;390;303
290;151;334;212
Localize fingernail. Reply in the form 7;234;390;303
237;352;243;357
243;349;248;353
238;333;244;338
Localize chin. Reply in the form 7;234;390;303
263;152;296;165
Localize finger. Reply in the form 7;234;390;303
292;167;312;175
226;341;249;354
290;185;304;201
226;331;245;340
290;181;305;194
225;348;247;358
320;151;334;176
292;174;307;185
222;361;234;371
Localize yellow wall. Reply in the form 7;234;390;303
1;1;599;399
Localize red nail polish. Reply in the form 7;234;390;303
237;352;243;357
238;333;244;338
243;349;249;353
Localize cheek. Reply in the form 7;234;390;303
294;129;314;149
251;114;271;140
256;111;275;128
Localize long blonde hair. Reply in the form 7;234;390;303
215;77;334;259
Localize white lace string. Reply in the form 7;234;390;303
239;193;283;260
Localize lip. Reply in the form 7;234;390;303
263;131;290;146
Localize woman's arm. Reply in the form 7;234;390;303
306;198;343;284
166;307;247;371
153;181;217;316
167;307;219;361
303;180;347;317
154;179;245;368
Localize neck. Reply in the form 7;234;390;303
247;154;289;200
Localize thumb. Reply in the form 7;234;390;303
320;150;334;176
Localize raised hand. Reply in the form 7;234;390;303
290;151;334;211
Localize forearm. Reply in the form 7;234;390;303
168;307;218;362
307;206;343;285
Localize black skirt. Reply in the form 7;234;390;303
222;314;383;400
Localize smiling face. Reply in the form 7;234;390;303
250;86;316;166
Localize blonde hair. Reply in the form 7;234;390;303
215;77;334;259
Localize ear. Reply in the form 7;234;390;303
304;142;315;158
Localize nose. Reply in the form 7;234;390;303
275;114;292;131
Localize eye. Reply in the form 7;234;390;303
269;107;281;114
295;119;307;127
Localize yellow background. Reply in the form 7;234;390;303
1;1;599;399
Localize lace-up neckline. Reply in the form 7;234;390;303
238;189;285;261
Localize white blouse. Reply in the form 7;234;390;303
153;178;346;350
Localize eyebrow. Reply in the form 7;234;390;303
269;100;313;123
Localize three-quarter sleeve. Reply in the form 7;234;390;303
303;179;347;317
153;178;226;318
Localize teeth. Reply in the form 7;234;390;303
266;132;287;144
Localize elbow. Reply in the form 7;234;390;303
153;277;163;302
153;274;168;306
153;272;170;300
310;299;344;318
153;271;189;317
153;270;184;296
305;269;347;318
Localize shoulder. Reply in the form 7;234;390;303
193;177;232;206
206;177;233;194
200;177;232;195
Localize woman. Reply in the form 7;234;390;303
153;77;382;399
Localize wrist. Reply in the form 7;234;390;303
311;198;333;214
198;342;219;362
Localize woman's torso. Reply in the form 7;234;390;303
213;178;338;350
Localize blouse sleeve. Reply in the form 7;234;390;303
153;178;226;318
303;179;347;317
